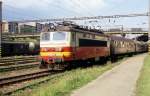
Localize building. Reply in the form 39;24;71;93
9;22;19;34
20;24;36;34
2;20;9;33
36;23;55;32
9;22;55;34
36;23;44;32
36;23;50;32
109;28;122;32
131;28;143;32
41;23;55;32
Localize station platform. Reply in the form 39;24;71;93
71;54;147;96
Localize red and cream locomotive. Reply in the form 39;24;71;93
40;24;110;68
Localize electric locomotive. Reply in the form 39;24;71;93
40;24;110;69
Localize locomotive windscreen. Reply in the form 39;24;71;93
41;33;50;41
41;32;68;42
52;32;67;41
40;32;70;47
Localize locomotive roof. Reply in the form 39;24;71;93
53;25;108;37
44;23;138;42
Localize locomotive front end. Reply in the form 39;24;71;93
40;31;72;67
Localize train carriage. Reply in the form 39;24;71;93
135;41;148;53
110;36;136;55
1;41;39;57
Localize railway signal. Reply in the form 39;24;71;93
149;0;150;54
0;0;2;58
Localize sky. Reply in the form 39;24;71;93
2;0;149;28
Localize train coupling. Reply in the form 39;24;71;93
47;58;64;64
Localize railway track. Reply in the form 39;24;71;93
0;62;39;72
1;72;65;96
0;56;40;72
0;69;64;96
0;60;38;67
0;56;39;67
0;70;53;87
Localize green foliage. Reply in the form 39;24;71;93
13;64;115;96
136;55;150;96
21;26;35;33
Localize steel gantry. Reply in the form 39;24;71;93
10;12;149;23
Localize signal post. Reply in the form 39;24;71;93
149;0;150;54
0;0;2;57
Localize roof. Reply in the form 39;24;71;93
110;36;134;42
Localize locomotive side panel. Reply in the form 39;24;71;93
72;32;110;60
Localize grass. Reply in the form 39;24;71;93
136;55;150;96
12;60;123;96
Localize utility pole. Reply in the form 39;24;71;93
148;0;150;53
121;25;125;37
0;0;2;57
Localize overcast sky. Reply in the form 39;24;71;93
2;0;149;28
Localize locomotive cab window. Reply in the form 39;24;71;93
41;33;50;41
52;32;68;41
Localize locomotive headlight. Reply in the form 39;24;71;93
41;48;48;52
55;48;62;52
44;48;49;51
41;48;44;52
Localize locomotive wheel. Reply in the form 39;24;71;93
39;60;48;69
65;62;72;70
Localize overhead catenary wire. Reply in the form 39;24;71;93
9;12;148;23
74;0;108;29
73;0;105;27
